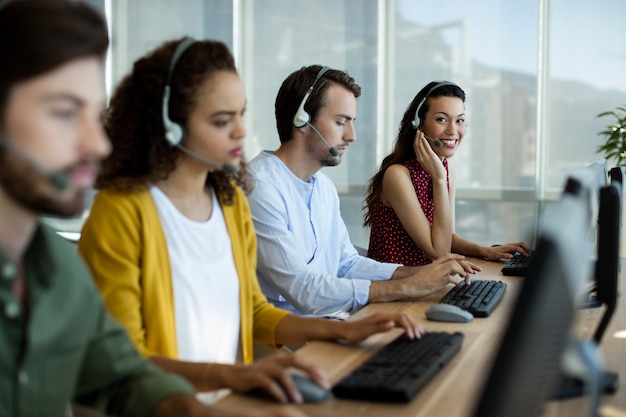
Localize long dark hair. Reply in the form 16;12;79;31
98;38;252;203
362;81;465;226
0;0;109;118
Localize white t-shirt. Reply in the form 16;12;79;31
151;184;241;364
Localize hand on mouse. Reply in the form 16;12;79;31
208;351;328;404
392;253;480;291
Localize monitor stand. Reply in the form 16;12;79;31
553;371;619;399
578;287;601;309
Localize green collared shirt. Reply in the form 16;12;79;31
0;223;194;417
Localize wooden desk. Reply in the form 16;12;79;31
218;258;626;417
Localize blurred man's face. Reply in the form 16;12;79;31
0;56;111;217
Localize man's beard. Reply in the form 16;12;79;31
320;155;341;167
305;136;341;167
0;153;86;218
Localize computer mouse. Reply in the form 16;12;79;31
291;373;329;403
425;303;473;323
248;373;329;403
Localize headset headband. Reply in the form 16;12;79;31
162;38;197;146
293;66;332;128
165;38;196;88
412;80;459;129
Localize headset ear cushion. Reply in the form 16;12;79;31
165;121;184;146
293;109;310;128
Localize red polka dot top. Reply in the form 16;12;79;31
367;158;449;266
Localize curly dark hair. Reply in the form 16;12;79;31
362;81;465;226
97;37;252;204
275;65;361;144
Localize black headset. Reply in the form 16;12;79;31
162;38;197;146
411;81;459;129
293;66;332;128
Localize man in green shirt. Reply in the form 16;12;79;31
0;1;300;417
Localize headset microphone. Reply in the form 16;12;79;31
175;144;238;175
162;38;238;175
423;133;443;148
47;172;70;190
0;134;70;190
411;80;458;149
307;122;339;157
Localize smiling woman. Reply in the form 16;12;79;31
363;81;530;266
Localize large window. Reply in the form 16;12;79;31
108;0;233;92
391;1;542;247
48;0;626;252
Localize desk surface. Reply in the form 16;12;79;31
219;258;626;417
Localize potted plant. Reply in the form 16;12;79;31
597;105;626;167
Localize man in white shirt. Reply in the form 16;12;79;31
247;65;480;318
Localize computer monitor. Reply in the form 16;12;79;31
593;181;621;343
589;158;609;187
562;158;607;231
554;180;622;399
562;159;608;308
610;165;624;186
470;192;594;417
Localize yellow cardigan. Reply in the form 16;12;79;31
78;186;290;364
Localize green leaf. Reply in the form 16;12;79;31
596;104;626;164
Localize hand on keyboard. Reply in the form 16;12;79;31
331;312;424;343
412;253;478;285
483;241;531;261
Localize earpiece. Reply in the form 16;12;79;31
293;66;332;128
293;66;340;157
411;81;459;130
162;38;197;146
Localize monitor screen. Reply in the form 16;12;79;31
553;179;623;399
562;159;610;305
593;181;621;343
610;166;624;186
470;192;593;417
563;158;607;233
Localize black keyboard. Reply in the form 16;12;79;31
439;279;507;317
332;331;464;403
501;252;533;276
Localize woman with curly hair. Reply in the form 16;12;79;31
363;81;529;266
78;37;422;404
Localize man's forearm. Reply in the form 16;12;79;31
389;265;422;280
368;277;438;303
